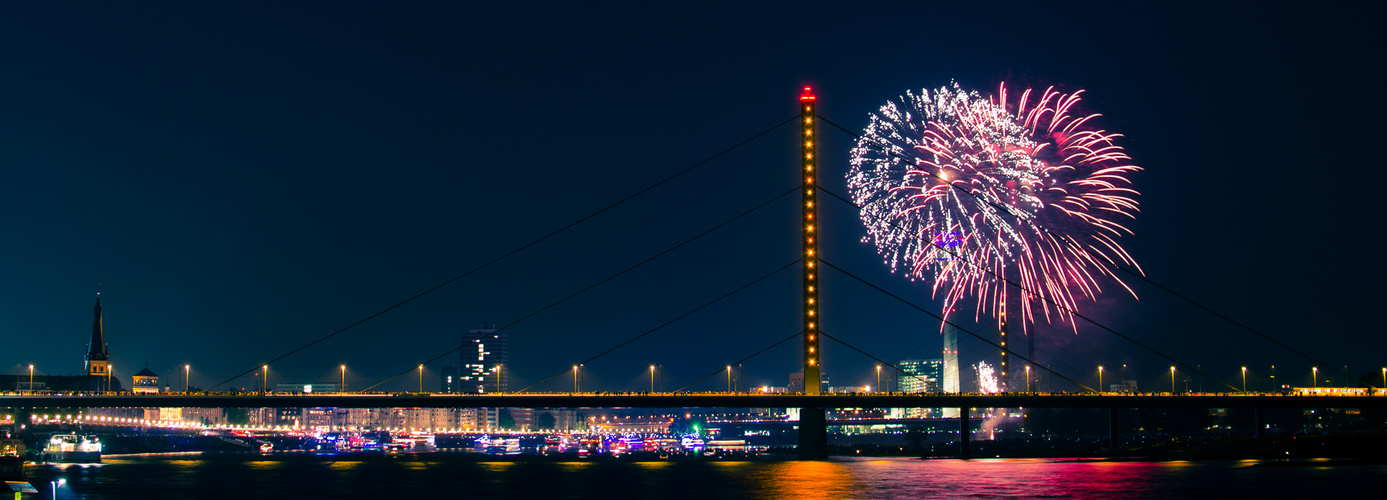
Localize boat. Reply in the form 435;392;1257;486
44;433;101;463
0;430;25;480
393;431;436;453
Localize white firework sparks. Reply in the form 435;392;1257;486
976;361;1000;394
847;82;1142;329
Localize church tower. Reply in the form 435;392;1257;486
86;295;109;381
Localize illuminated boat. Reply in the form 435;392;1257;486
0;431;25;480
393;431;436;453
483;438;521;455
44;433;101;463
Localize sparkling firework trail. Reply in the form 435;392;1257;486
975;361;1000;394
847;82;1141;329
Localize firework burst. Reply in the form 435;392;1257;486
847;82;1141;329
976;361;1000;394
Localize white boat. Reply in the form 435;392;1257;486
44;433;101;463
393;431;437;453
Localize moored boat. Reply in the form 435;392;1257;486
0;431;25;480
44;433;101;463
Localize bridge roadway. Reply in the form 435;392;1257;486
4;392;1387;409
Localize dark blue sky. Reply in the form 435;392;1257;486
1;2;1380;393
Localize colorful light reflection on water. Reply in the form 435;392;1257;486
24;455;1386;499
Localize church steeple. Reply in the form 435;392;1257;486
86;294;109;377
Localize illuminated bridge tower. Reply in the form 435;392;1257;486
800;86;820;396
797;86;828;460
999;303;1009;391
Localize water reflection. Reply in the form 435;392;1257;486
751;461;860;500
17;455;1386;499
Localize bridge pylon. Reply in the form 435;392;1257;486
800;85;820;395
796;86;827;460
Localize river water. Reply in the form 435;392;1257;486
22;453;1383;499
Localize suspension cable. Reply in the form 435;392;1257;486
819;258;1239;393
361;188;800;392
518;259;802;393
207;115;799;391
818;113;1344;379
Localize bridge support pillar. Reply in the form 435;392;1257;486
1255;407;1266;438
797;407;827;459
1109;407;1120;454
959;407;971;459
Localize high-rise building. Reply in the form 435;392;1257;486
459;323;507;393
942;320;959;394
896;359;944;418
941;317;961;418
896;359;943;393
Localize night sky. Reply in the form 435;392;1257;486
1;3;1380;394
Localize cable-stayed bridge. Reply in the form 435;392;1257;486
5;88;1378;459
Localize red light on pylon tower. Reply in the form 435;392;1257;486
801;86;820;395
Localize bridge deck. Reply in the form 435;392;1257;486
4;393;1386;409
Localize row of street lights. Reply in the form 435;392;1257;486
1094;365;1387;393
19;363;191;392
247;363;1387;395
19;361;1387;395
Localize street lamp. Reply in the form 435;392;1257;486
1241;367;1247;393
496;364;503;394
1025;365;1031;392
573;365;579;393
418;364;424;393
650;365;655;392
108;365;113;393
726;365;732;392
876;365;882;393
1170;366;1176;394
340;365;346;393
1312;367;1318;388
184;364;190;393
261;365;268;393
1098;366;1104;393
28;364;33;393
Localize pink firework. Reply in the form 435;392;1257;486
847;82;1141;329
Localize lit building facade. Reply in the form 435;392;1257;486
132;367;159;394
896;359;943;393
897;359;945;418
459;324;507;393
